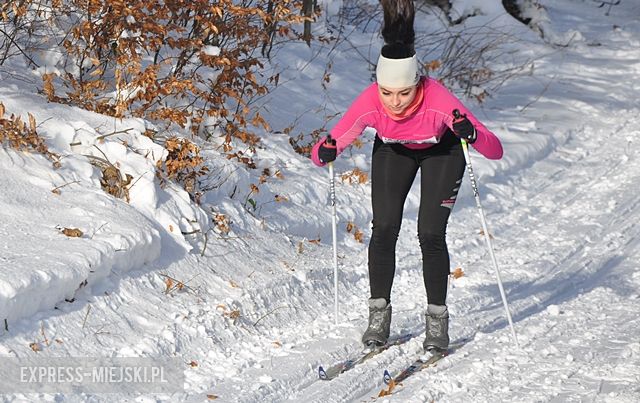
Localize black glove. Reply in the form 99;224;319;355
318;136;337;163
452;109;477;144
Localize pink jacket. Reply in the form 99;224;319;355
311;77;503;166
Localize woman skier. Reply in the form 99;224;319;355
311;0;503;352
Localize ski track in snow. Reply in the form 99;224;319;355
1;1;640;402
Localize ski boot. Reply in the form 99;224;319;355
423;304;449;352
361;298;392;347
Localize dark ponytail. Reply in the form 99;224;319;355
380;0;415;59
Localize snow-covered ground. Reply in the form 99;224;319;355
1;0;639;401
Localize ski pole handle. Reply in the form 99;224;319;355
325;134;337;147
452;109;463;122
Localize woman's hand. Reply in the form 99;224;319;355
317;136;337;163
452;110;477;144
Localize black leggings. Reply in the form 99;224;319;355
368;131;466;305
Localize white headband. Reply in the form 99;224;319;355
376;54;420;88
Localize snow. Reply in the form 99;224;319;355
450;0;506;17
202;46;221;57
1;0;640;401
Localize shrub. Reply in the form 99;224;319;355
156;136;208;203
0;102;59;165
2;0;315;156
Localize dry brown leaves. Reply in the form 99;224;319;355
378;379;397;396
61;227;84;238
213;213;231;235
346;221;364;243
162;275;185;294
0;103;59;166
99;164;133;202
341;168;368;185
156;137;207;202
450;267;465;279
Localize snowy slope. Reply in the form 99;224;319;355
0;0;639;402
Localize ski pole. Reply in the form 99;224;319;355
326;136;340;325
453;110;520;349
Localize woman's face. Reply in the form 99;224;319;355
378;85;418;113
